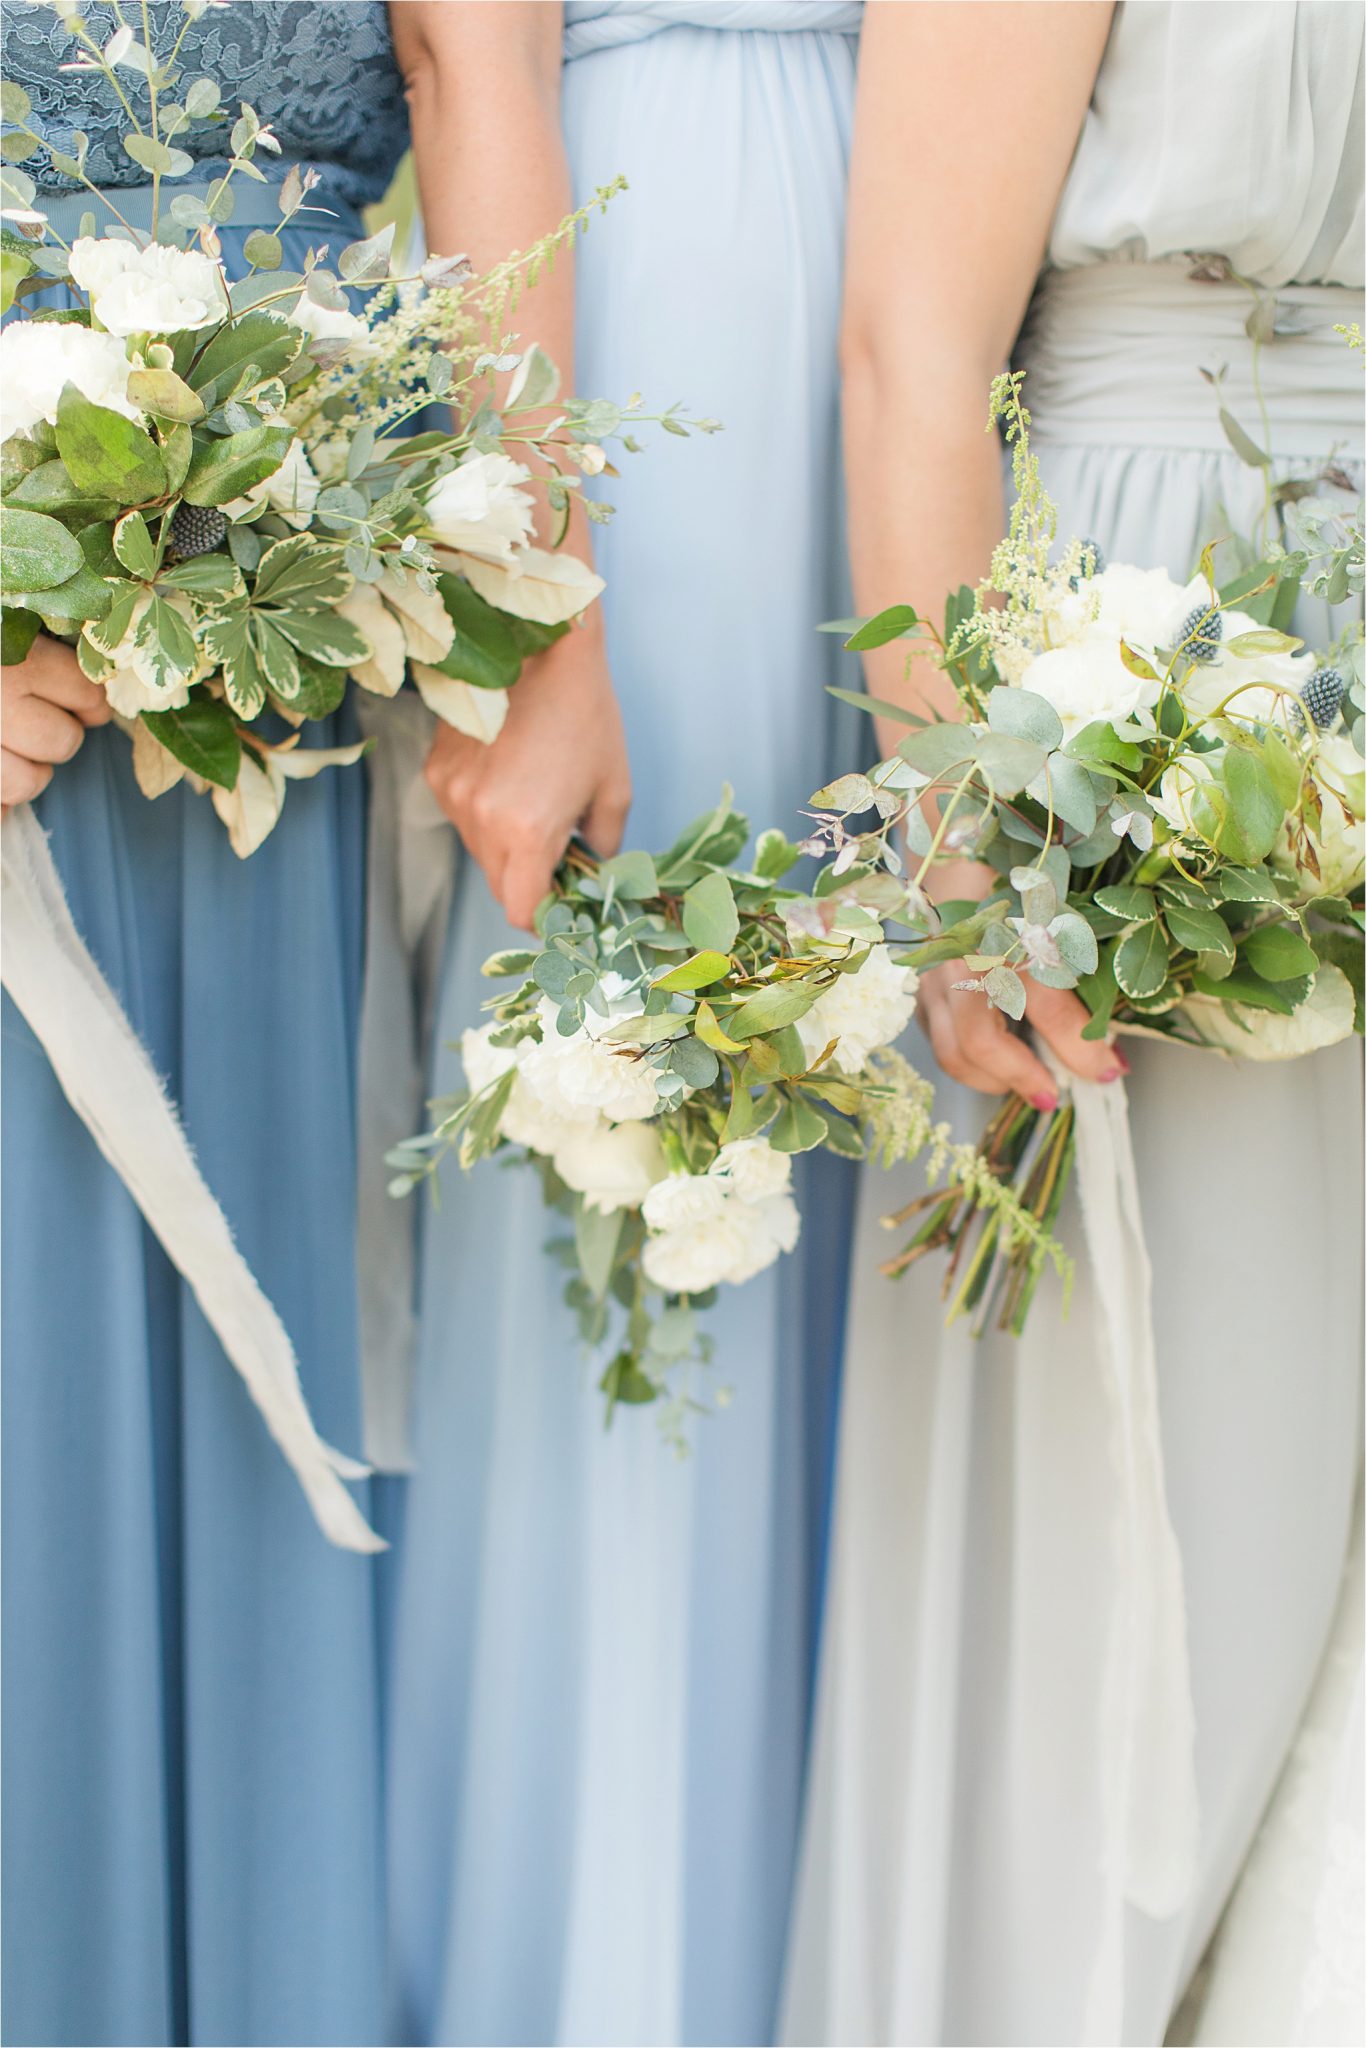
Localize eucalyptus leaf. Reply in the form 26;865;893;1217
988;686;1064;752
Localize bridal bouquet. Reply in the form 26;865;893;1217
391;788;1060;1428
0;23;711;853
815;368;1364;1330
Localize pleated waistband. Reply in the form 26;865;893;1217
1017;262;1365;460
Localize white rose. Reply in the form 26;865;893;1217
796;947;920;1074
69;235;221;336
711;1137;793;1203
1090;563;1188;649
552;1120;667;1214
1176;606;1313;726
460;1022;591;1156
287;294;374;353
422;452;536;565
1020;631;1160;743
0;319;139;441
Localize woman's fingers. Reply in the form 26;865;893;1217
1024;982;1128;1085
0;749;53;809
35;658;112;725
582;777;630;859
5;695;87;769
952;987;1063;1105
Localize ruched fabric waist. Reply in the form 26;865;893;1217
564;1;861;60
1017;262;1365;460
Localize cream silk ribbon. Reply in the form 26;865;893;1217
1;804;384;1554
1045;1051;1201;2041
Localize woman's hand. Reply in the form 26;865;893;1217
916;858;1128;1106
425;624;631;930
2;634;111;810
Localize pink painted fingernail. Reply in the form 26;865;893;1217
1031;1092;1059;1113
1100;1064;1124;1084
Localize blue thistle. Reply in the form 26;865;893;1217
1299;666;1345;730
1175;601;1223;663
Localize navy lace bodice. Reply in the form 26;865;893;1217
2;0;409;213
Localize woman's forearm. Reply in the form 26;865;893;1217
391;1;599;597
842;340;1006;758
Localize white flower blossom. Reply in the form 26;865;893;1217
1175;606;1313;726
796;947;920;1073
641;1185;800;1294
1019;632;1160;742
710;1137;793;1204
0;319;139;440
552;1120;667;1214
460;1022;591;1156
1149;751;1221;842
519;976;662;1125
69;235;221;336
287;294;373;353
422;452;536;564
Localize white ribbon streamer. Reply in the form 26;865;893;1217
1;805;384;1554
354;690;459;1472
1047;1053;1201;2041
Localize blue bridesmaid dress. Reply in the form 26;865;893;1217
1;7;407;2043
385;8;864;2044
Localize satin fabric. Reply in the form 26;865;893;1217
2;204;388;2047
782;8;1365;2035
384;13;862;2044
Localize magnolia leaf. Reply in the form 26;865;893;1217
0;505;83;593
428;571;520;687
695;999;746;1054
142;694;241;790
127;715;187;798
211;752;282;857
411;665;509;742
56;386;166;504
335;584;403;695
376;568;454;664
460;546;604;626
182;422;292;506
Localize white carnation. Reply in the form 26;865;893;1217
552;1120;666;1214
642;1170;731;1235
423;452;537;565
641;1185;800;1294
460;1022;592;1156
69;235;221;336
0;319;139;441
520;975;662;1125
796;947;919;1073
1019;632;1160;742
711;1137;793;1203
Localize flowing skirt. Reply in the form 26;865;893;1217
783;271;1365;2047
384;21;861;2047
2;208;386;2048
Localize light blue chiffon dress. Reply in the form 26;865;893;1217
385;8;862;2044
1;7;407;2043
